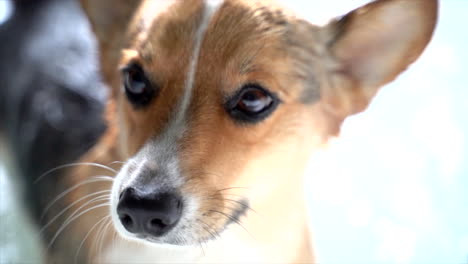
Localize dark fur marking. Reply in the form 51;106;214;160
223;198;250;228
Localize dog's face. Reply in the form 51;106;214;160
82;0;437;246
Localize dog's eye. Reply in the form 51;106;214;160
226;84;279;124
237;88;272;113
122;64;156;107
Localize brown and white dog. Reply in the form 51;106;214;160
42;0;438;263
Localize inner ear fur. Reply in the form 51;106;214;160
321;0;438;122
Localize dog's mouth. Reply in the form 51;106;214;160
110;183;251;246
109;154;252;246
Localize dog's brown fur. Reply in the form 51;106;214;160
41;0;437;263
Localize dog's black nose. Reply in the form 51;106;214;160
117;187;183;237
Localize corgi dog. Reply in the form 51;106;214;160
41;0;437;263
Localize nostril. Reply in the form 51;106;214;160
119;214;134;231
149;218;167;230
119;187;134;200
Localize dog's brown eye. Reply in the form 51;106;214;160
122;63;156;108
226;84;279;124
237;88;272;113
125;68;146;94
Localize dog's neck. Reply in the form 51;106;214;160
240;182;313;263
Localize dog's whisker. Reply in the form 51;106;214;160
40;190;111;233
197;218;220;242
92;222;103;258
209;193;246;199
208;210;254;239
108;160;126;169
97;219;114;261
111;225;119;255
42;195;110;236
40;176;113;220
74;215;111;264
109;160;125;165
184;169;222;178
47;203;110;249
198;239;206;257
91;217;111;264
35;162;117;183
204;196;257;215
215;186;250;193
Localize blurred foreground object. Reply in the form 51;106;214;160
0;0;106;239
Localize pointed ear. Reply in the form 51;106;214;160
80;0;142;82
322;0;438;119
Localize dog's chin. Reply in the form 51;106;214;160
134;234;190;248
113;228;189;248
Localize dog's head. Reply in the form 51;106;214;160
82;0;437;246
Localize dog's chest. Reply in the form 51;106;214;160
101;242;202;263
101;231;267;263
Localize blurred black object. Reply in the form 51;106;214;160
0;0;106;222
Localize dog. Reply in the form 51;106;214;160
40;0;438;263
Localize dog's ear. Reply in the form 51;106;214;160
80;0;142;83
321;0;437;124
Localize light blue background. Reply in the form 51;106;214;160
296;1;468;263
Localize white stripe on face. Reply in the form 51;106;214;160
111;0;226;245
174;0;225;129
147;0;225;180
137;0;225;171
128;0;226;181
